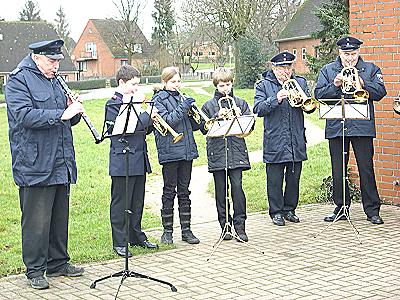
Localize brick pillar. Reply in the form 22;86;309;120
349;0;400;204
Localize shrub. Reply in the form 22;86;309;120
315;174;361;203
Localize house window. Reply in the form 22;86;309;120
302;48;307;60
198;51;203;56
0;34;3;41
293;48;297;58
88;28;93;34
133;43;143;53
121;60;128;66
78;61;87;71
85;42;97;58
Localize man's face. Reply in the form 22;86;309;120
339;49;360;67
120;77;140;95
216;81;232;95
32;54;60;78
272;64;293;82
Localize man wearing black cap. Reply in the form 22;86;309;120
5;39;85;289
314;36;387;225
254;51;310;226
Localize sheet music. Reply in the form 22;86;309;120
111;94;145;136
207;115;256;137
318;99;370;120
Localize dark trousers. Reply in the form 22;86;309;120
329;136;381;217
161;160;193;209
213;168;247;230
19;185;70;278
266;162;302;217
110;175;147;246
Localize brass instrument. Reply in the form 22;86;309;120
281;79;318;113
340;66;369;102
393;92;400;115
177;90;214;131
142;99;183;144
218;94;241;120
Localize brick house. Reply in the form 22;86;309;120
348;0;400;204
0;21;77;84
274;0;328;74
72;19;152;79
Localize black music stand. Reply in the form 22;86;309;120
314;96;369;244
205;114;264;261
91;95;177;298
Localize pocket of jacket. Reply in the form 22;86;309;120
24;143;38;165
31;91;51;102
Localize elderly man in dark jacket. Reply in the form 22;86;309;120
254;51;309;226
201;67;251;242
314;36;387;224
5;39;84;290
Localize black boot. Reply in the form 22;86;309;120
179;206;200;244
160;208;174;244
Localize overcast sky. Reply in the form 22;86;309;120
1;0;159;42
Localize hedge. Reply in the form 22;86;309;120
66;76;161;90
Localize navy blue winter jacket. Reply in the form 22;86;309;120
314;57;387;138
152;89;199;164
5;54;80;186
253;70;308;164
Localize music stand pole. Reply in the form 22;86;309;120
90;98;177;298
314;96;362;244
207;118;264;262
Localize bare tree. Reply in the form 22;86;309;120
19;0;41;21
113;0;146;64
54;6;72;55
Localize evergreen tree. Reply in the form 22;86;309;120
54;6;72;54
19;0;41;21
152;0;175;52
306;0;349;77
235;34;267;89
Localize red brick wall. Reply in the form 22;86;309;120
349;0;400;204
278;38;320;74
72;20;117;78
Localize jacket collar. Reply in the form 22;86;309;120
214;89;234;100
17;54;43;76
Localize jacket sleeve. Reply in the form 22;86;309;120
6;74;64;129
362;65;387;102
314;66;342;100
153;95;191;127
253;81;279;116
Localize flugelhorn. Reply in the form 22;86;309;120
393;92;400;115
142;98;183;144
218;94;241;120
282;79;318;113
55;73;102;143
340;67;369;102
177;90;214;131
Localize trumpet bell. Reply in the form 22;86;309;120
393;94;400;115
302;98;318;114
353;89;369;103
173;133;184;143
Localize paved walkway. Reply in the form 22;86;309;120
1;204;400;299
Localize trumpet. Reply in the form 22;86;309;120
393;92;400;115
142;98;183;144
177;90;214;131
282;79;318;113
218;94;241;120
340;66;369;102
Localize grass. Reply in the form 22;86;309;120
194;63;235;71
0;93;4;103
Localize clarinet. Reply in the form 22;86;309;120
55;73;102;143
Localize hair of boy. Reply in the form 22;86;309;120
161;66;181;83
212;67;234;87
116;65;141;84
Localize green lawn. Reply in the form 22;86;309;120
0;93;4;103
195;62;235;71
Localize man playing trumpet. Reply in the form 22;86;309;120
254;51;310;226
314;36;387;224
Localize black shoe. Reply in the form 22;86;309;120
272;214;285;226
113;246;133;258
235;229;248;242
284;211;300;223
221;228;233;240
131;240;159;249
323;213;347;222
160;232;173;244
367;215;384;225
47;263;84;277
182;230;200;244
28;275;49;290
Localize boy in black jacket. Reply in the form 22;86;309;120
201;67;251;242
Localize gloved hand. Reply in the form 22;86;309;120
184;97;195;106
